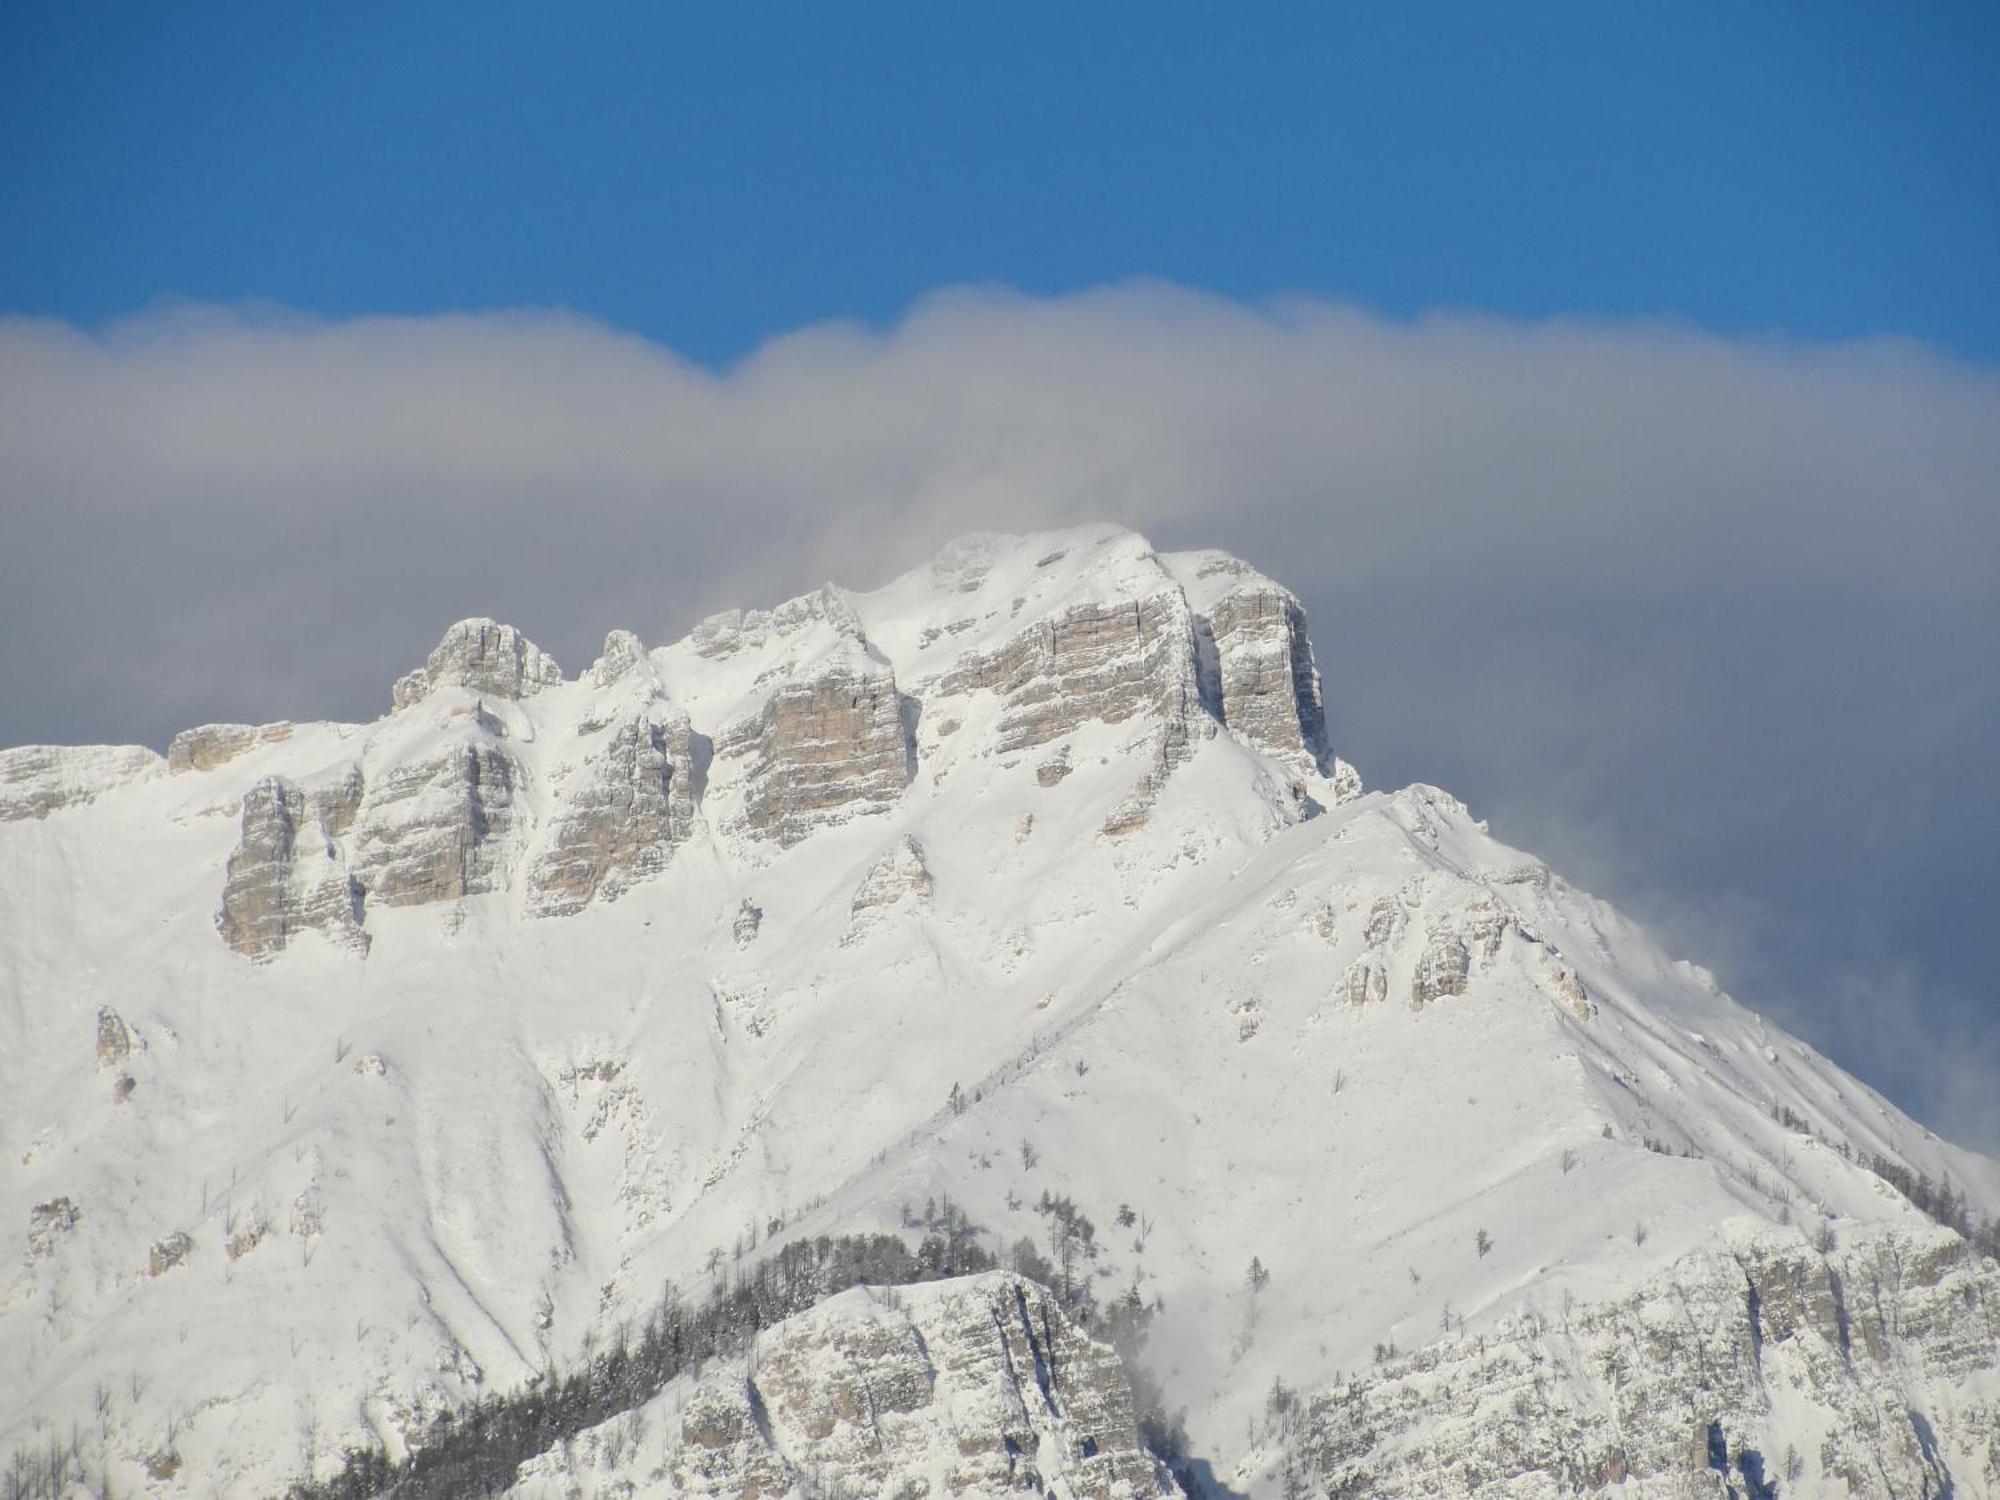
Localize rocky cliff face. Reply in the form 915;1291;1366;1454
1164;549;1359;797
508;1273;1172;1499
937;587;1203;760
0;743;161;821
391;618;564;710
166;721;294;773
349;738;524;906
4;530;1358;950
216;776;367;958
1262;1225;2000;1499
525;705;698;916
724;646;915;847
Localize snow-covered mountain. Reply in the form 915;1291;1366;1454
3;524;1996;1499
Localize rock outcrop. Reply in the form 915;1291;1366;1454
849;834;932;918
526;706;698;916
306;764;365;838
724;647;914;846
1164;549;1362;799
1410;926;1472;1010
938;586;1204;757
0;744;162;821
508;1273;1172;1499
1271;1226;2000;1499
145;1231;193;1278
94;1007;131;1067
686;583;856;662
391;620;563;710
586;628;649;688
216;777;368;959
166;721;294;773
1339;955;1389;1006
25;1199;80;1262
349;742;523;906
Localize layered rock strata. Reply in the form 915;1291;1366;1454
687;583;859;661
0;744;162;821
938;588;1204;758
526;706;698;916
725;651;914;846
153;535;1365;958
1275;1227;2000;1499
1165;550;1361;798
166;721;294;773
391;619;563;710
216;776;368;959
349;742;523;907
508;1273;1171;1499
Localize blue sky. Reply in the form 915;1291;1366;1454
4;2;1997;361
2;7;1997;1153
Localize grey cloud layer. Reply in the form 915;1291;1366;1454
2;283;1996;1151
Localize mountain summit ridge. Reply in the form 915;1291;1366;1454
3;525;1997;1497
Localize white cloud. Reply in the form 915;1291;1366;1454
2;282;1996;1149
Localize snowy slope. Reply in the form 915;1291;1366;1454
2;524;1995;1497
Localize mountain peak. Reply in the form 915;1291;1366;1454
390;617;564;710
5;527;1994;1500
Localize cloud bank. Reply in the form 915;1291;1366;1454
3;283;1996;1152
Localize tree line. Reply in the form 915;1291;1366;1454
288;1211;998;1500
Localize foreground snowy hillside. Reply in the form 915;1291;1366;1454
3;524;1996;1497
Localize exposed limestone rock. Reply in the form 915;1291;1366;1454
1277;1227;2000;1500
1363;895;1406;949
217;777;368;960
306;764;365;838
391;619;562;710
225;1221;268;1262
1459;899;1513;961
1546;960;1597;1021
1037;747;1073;786
1411;927;1472;1010
1101;788;1155;838
1164;549;1363;799
849;834;932;916
526;707;697;916
95;1007;130;1068
688;583;859;661
586;629;649;688
1325;757;1365;803
166;721;293;773
146;1231;193;1277
725;653;914;846
26;1198;79;1262
731;898;762;947
0;744;162;821
937;588;1203;756
216;778;303;959
349;743;522;906
1101;708;1208;838
1339;956;1389;1006
1202;578;1329;761
510;1273;1171;1499
917;616;980;650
